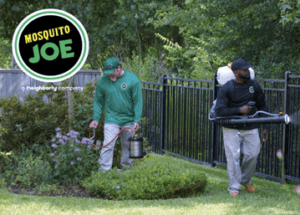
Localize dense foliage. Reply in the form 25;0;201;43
1;0;298;80
0;80;103;152
0;79;152;189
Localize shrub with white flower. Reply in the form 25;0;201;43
49;128;100;184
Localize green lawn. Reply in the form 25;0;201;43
1;154;300;215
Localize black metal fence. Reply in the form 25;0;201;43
141;72;300;183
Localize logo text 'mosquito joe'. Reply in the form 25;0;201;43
24;25;71;43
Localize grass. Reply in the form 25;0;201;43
1;153;300;215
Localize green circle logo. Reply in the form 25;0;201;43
121;83;127;89
249;86;254;93
12;9;89;82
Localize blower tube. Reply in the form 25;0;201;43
210;101;290;126
215;114;290;126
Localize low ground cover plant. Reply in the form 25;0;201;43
82;153;207;200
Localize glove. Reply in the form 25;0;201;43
262;129;268;143
89;120;98;128
240;105;252;114
134;122;140;131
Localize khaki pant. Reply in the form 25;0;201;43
222;127;261;193
98;123;135;171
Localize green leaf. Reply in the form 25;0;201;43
11;5;20;12
281;4;292;13
54;1;60;7
185;0;193;5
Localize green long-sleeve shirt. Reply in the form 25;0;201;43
93;71;143;125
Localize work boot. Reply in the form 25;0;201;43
242;184;257;193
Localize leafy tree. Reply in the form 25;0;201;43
153;0;300;79
279;0;300;26
0;0;179;77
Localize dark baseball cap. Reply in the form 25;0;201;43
103;57;121;75
231;58;252;71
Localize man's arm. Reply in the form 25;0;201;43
215;85;240;117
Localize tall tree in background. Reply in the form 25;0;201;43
0;0;180;79
1;0;299;79
154;0;300;79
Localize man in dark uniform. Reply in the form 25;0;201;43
215;58;269;196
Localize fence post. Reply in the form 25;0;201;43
161;75;167;154
211;73;218;167
12;55;17;69
282;71;291;184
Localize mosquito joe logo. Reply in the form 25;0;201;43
121;83;127;90
12;9;89;82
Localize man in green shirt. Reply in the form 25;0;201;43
89;57;143;171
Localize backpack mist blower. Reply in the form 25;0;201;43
209;101;290;125
89;127;145;159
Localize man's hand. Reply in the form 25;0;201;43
134;122;140;131
262;129;268;143
240;105;252;114
89;120;98;128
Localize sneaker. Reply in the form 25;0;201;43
242;184;257;193
229;191;239;196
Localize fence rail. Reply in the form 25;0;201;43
1;69;299;183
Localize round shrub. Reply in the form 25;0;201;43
82;153;207;200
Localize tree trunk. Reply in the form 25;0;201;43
67;76;75;131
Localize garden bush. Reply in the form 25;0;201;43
82;153;207;200
2;150;52;187
0;151;12;173
1;128;101;187
0;78;153;187
0;80;105;153
48;128;100;184
1;124;151;188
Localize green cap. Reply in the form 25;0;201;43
103;57;121;75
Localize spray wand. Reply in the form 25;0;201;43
88;127;134;149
